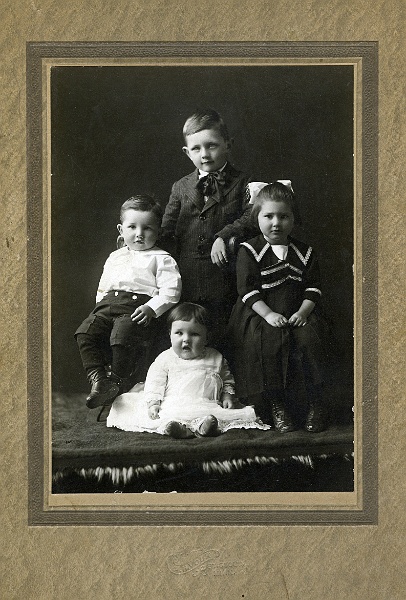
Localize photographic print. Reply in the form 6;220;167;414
27;42;377;525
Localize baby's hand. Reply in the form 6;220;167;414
288;312;308;327
221;393;236;409
148;405;160;419
211;237;228;267
265;312;288;328
131;304;155;326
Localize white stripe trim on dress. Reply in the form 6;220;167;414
305;287;322;296
290;242;312;265
289;264;303;275
260;262;303;277
241;241;270;262
261;263;286;276
262;275;302;289
242;289;261;303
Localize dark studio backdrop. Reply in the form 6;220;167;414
51;65;354;405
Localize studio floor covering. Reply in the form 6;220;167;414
52;392;354;493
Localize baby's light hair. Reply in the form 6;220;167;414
120;195;163;226
167;302;212;333
183;108;229;142
250;182;297;227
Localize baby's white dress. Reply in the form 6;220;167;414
107;347;270;434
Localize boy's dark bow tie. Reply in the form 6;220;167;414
197;170;226;200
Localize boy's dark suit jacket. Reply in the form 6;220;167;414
161;163;253;302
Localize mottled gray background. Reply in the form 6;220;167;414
50;64;353;393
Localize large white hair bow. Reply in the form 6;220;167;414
247;180;294;204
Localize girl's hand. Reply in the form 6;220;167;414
211;237;228;267
131;304;155;326
288;312;308;327
265;312;288;328
221;392;236;409
148;405;160;419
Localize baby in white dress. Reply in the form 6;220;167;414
107;303;270;437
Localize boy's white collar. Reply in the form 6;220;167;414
124;245;168;255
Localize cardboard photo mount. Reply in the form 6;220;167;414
26;41;378;525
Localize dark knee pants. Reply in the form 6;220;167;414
75;291;161;374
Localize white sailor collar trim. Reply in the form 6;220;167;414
241;240;271;262
289;241;312;265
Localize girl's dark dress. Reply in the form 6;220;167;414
228;234;327;398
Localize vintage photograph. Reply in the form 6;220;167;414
48;58;355;497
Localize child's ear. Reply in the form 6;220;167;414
182;146;191;159
117;223;123;235
226;138;234;151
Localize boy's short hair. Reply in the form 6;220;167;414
250;182;298;227
167;302;212;332
183;108;229;142
120;195;163;225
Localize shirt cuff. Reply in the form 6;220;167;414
146;396;162;407
146;296;178;318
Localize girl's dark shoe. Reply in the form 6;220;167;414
305;401;327;433
271;400;296;433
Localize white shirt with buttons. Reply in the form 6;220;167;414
96;246;182;318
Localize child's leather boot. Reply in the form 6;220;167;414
86;368;120;409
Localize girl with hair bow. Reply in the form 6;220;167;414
227;181;329;434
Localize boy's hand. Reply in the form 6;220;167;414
265;312;288;328
148;405;160;419
211;237;228;267
288;312;307;327
131;305;155;326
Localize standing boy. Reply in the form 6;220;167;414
161;108;253;346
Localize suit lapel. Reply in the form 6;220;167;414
221;164;243;197
200;196;217;214
184;170;205;210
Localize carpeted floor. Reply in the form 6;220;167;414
52;392;354;493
